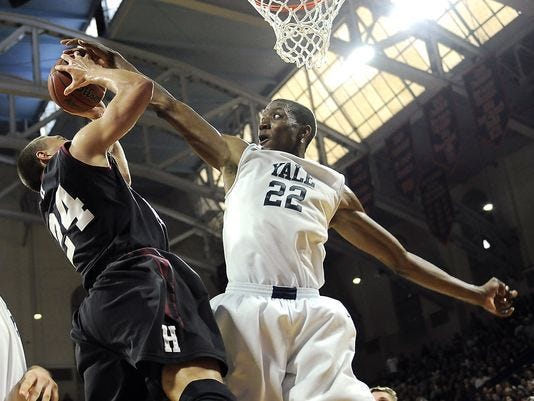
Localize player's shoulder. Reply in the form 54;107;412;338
221;134;250;166
338;184;364;212
222;134;248;150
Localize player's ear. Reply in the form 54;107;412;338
300;124;313;144
36;150;53;163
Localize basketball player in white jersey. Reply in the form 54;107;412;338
0;296;58;401
66;39;518;401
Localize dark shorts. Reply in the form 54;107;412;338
71;248;228;401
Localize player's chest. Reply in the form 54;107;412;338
238;160;334;214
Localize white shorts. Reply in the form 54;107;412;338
211;282;374;401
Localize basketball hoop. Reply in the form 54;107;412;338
249;0;347;69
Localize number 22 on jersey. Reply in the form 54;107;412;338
47;184;94;265
264;180;307;212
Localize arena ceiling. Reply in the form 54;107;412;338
1;0;534;283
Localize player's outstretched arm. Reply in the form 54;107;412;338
55;51;153;165
61;38;247;172
7;365;59;401
330;185;518;318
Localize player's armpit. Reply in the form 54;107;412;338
330;185;364;224
222;135;248;167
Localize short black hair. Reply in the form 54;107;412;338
271;98;317;140
17;136;48;192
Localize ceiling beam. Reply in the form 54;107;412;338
204;97;244;121
130;163;225;201
21;109;63;138
169;228;198;247
330;37;449;88
422;22;484;57
157;147;193;170
497;0;534;14
122;37;270;54
152;202;221;238
107;0;136;38
0;25;26;53
0;75;48;99
156;0;266;27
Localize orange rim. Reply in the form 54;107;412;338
254;0;323;12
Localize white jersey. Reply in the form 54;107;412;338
0;297;27;401
223;144;344;288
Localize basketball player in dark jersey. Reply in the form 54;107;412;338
16;50;236;401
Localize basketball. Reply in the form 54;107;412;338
47;58;106;114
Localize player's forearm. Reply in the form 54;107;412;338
397;253;485;307
86;67;151;95
112;52;140;73
333;209;485;307
155;99;229;169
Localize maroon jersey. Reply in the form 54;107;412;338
39;143;169;289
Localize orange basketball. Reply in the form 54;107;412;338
47;58;106;114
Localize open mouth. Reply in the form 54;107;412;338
259;133;270;146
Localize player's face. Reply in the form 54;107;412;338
372;391;394;401
40;135;67;155
258;102;301;153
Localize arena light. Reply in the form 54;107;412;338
346;45;376;66
326;45;376;88
482;239;491;250
352;277;362;285
389;0;450;30
33;313;42;320
482;203;494;212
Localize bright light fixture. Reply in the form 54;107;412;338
352;277;362;285
33;313;42;320
482;239;491;249
325;45;376;88
389;0;450;30
482;203;494;212
346;45;376;66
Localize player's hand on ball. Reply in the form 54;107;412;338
55;52;100;96
61;38;116;68
61;38;138;72
480;277;517;317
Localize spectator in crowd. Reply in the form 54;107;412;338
1;296;58;401
371;386;398;401
373;293;533;401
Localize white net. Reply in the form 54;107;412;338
248;0;347;69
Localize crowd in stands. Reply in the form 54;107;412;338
372;292;534;401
